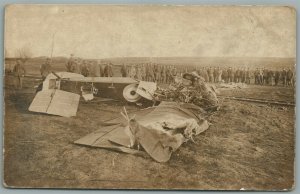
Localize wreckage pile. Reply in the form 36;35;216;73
28;71;220;162
75;72;219;162
154;73;219;111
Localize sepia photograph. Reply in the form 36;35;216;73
3;4;296;190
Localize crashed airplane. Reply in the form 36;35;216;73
28;71;219;162
29;72;157;117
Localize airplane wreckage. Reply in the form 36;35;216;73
28;71;219;162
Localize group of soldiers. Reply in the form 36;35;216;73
253;68;295;87
9;55;295;89
120;63;179;84
38;56;298;88
65;54;114;77
195;67;251;84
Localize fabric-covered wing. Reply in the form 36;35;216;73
29;89;80;117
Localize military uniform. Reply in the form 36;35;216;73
222;68;228;83
13;60;26;89
234;69;240;83
217;68;222;82
286;69;293;87
80;61;90;77
245;68;251;84
136;66;142;80
121;64;127;77
274;71;280;86
40;58;52;79
66;55;75;72
213;68;218;83
282;69;287;86
207;68;213;83
141;64;146;80
129;65;136;78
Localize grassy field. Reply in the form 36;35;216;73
3;73;295;190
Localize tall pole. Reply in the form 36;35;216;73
50;31;57;64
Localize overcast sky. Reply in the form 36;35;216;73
5;5;296;59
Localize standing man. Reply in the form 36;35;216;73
141;64;146;80
66;54;75;72
268;69;274;86
263;68;268;85
88;61;97;77
107;62;114;77
222;67;228;83
227;67;232;83
258;68;264;85
13;60;26;89
254;68;259;84
80;60;90;77
286;68;293;87
213;67;218;83
217;67;222;83
136;65;142;80
234;68;240;83
40;57;52;80
274;70;280;86
129;65;136;79
245;68;251;84
207;67;213;83
282;68;287;86
121;64;127;77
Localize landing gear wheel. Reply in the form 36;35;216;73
123;83;142;102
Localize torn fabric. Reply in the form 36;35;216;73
75;102;210;162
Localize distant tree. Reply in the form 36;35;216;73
15;46;32;63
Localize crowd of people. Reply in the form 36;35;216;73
120;65;295;87
65;54;114;77
8;54;295;89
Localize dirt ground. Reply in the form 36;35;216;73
3;76;295;190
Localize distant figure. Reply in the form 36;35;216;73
207;67;213;83
73;58;81;74
222;68;228;83
108;63;114;77
121;64;127;77
13;60;26;89
40;58;52;80
245;68;251;84
228;67;234;83
66;54;75;72
136;65;142;80
258;68;263;85
80;60;90;77
104;63;113;77
234;68;240;83
129;65;136;78
88;61;97;77
263;68;268;85
282;68;287;86
141;64;146;80
213;67;218;83
99;64;104;77
274;70;281;86
286;68;293;87
217;67;222;82
94;61;102;77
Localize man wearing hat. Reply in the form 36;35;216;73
13;59;26;89
40;57;52;80
66;54;75;72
